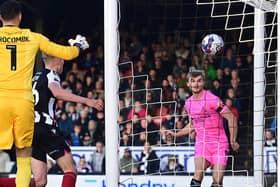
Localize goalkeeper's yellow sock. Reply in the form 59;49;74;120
16;156;32;187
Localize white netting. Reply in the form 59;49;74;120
196;0;277;67
116;0;277;186
118;60;252;186
196;1;278;186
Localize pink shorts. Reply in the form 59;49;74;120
194;141;229;166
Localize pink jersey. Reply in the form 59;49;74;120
185;90;228;145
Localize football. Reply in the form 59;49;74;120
201;34;224;55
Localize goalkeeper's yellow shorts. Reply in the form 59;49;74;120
0;97;34;149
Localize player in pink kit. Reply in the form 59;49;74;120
169;70;239;187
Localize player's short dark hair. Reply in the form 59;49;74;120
0;0;22;21
187;70;205;80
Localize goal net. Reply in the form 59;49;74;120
104;0;278;186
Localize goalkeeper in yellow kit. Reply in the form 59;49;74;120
0;0;89;186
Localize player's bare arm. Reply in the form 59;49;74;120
221;108;240;151
167;119;194;137
48;82;103;111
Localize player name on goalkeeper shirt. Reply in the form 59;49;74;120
0;36;30;43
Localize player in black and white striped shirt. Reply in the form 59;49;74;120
31;53;103;187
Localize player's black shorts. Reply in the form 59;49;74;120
32;123;71;163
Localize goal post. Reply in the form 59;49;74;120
253;8;265;186
104;0;120;186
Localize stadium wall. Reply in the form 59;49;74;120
71;146;277;174
45;175;254;187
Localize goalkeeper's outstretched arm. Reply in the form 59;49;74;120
36;33;90;61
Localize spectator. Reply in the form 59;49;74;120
55;100;65;118
148;69;161;88
75;102;84;114
269;117;277;135
172;57;188;79
223;67;232;86
177;87;189;108
219;48;236;70
76;155;92;174
175;44;190;60
202;58;217;82
216;68;224;84
57;111;74;142
138;52;150;70
139;118;159;145
84;65;99;84
122;122;133;137
83;52;95;70
66;72;77;91
158;125;168;145
127;101;147;120
135;132;147;146
226;87;242;111
163;114;175;130
128;35;143;58
231;69;240;83
0;151;11;173
92;79;105;100
95;45;104;67
163;155;184;173
67;103;79;122
83;133;94;146
134;60;148;88
154;57;169;79
167;74;177;91
192;55;203;70
83;75;95;95
77;109;89;134
87;120;98;144
92;141;105;173
120;148;138;174
211;79;223;98
162;35;176;58
95;111;105;143
119;99;130;120
68;62;82;78
123;91;133;108
176;71;189;92
73;80;85;97
264;130;277;147
164;134;175;146
153;103;169;127
70;123;83;146
120;133;132;147
230;78;245;99
138;141;160;174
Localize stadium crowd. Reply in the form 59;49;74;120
1;30;276;175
